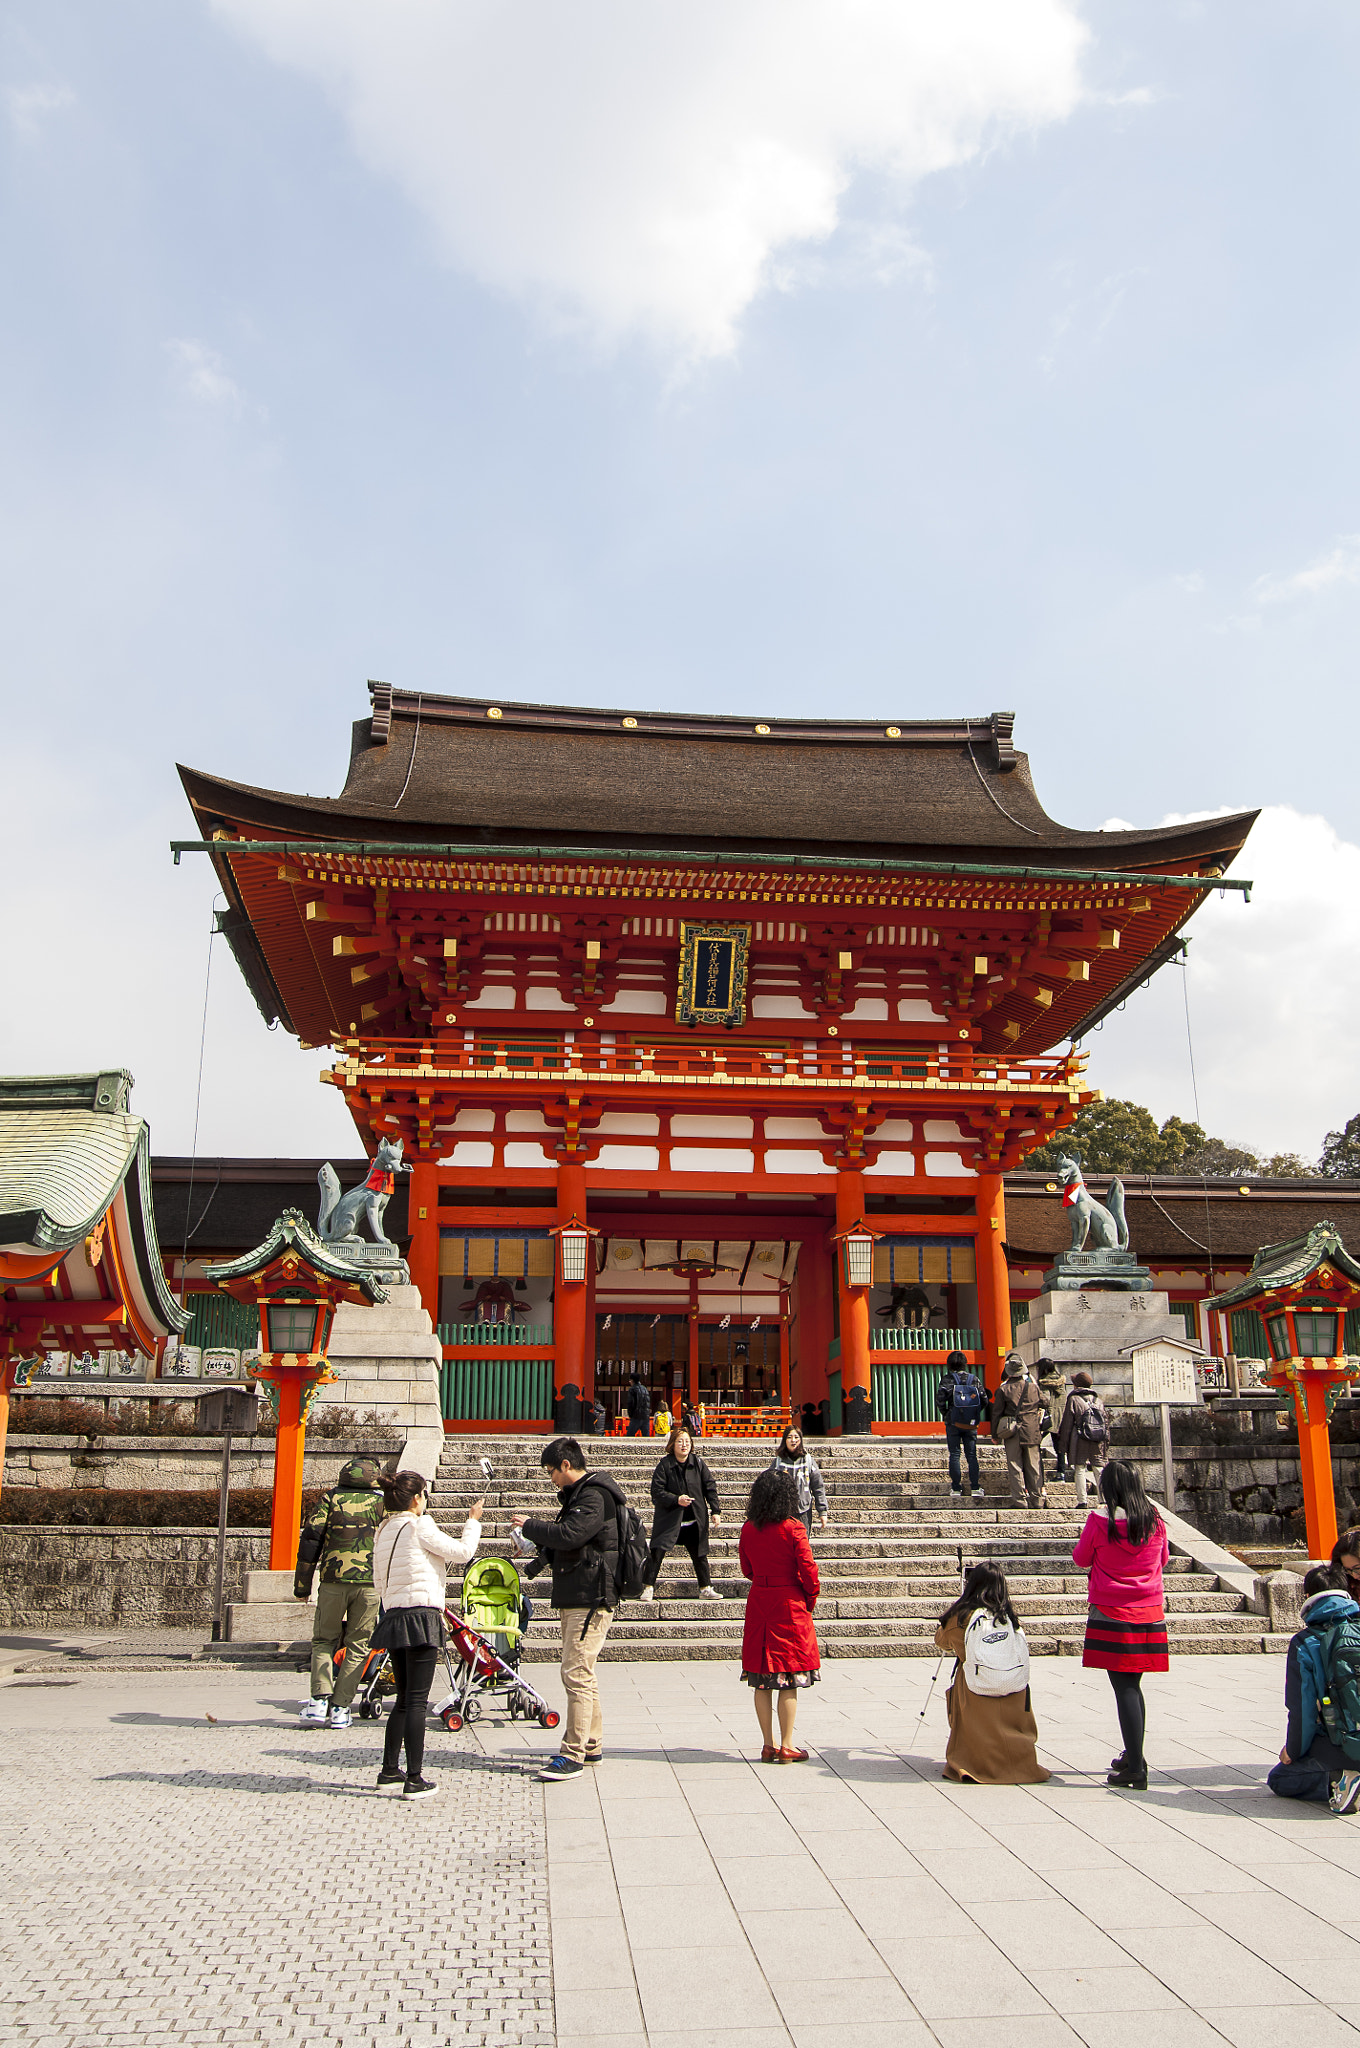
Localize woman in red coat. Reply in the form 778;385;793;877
739;1467;821;1763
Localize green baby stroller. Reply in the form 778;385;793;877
434;1555;559;1732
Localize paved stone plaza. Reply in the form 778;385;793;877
5;1648;1360;2046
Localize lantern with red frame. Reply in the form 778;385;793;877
208;1209;390;1569
1207;1221;1360;1557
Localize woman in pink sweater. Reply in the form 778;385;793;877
1072;1460;1169;1791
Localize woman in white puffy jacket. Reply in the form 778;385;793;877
370;1469;483;1799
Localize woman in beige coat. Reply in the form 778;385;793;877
932;1563;1049;1785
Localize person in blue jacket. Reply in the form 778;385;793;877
1269;1564;1360;1813
935;1350;990;1502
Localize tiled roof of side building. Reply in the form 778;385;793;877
179;685;1258;868
1004;1174;1360;1265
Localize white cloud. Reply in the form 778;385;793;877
211;0;1088;362
1254;533;1360;604
1082;805;1360;1160
166;338;252;414
4;82;75;139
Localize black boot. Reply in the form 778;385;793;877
1107;1761;1148;1790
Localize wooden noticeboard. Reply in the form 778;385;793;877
1130;1342;1200;1407
1128;1340;1202;1514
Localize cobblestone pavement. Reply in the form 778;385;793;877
0;1667;555;2046
9;1650;1360;2047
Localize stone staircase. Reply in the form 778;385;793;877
429;1433;1274;1661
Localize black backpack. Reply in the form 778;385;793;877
948;1373;984;1427
614;1498;650;1602
1077;1396;1110;1445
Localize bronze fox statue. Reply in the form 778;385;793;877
1058;1153;1129;1253
317;1137;407;1246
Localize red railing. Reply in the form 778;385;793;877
333;1033;1085;1094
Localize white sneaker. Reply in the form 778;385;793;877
949;1490;963;1501
1331;1769;1360;1815
299;1699;329;1724
698;1586;724;1601
327;1706;352;1729
639;1585;655;1602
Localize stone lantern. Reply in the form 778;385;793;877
1206;1221;1360;1558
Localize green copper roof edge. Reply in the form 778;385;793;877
1205;1220;1360;1310
207;1207;390;1303
171;839;1251;897
127;1124;192;1336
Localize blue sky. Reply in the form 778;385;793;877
3;1;1359;1162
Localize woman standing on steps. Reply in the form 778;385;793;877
639;1425;723;1603
767;1424;829;1538
739;1467;821;1764
1073;1459;1169;1792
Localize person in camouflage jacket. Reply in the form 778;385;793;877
294;1456;385;1726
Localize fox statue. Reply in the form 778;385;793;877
1057;1153;1129;1253
317;1137;408;1247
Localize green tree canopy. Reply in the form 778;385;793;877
1319;1114;1360;1179
1023;1099;1315;1178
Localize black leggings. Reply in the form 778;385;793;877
1108;1670;1146;1769
383;1645;439;1781
643;1527;711;1590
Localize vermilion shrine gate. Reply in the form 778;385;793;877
177;688;1254;1434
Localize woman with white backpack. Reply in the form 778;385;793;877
932;1562;1049;1784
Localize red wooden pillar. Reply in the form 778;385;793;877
778;1290;791;1414
554;1160;588;1434
975;1172;1011;1395
407;1160;440;1326
796;1241;834;1431
269;1372;307;1572
1295;1376;1341;1559
688;1272;701;1414
835;1169;873;1434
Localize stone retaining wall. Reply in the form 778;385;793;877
2;1434;401;1495
0;1527;271;1630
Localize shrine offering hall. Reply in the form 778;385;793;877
177;686;1255;1434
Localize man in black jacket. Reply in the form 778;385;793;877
625;1374;651;1436
512;1438;625;1782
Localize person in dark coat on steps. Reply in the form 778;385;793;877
739;1467;821;1764
625;1374;651;1436
640;1426;723;1603
992;1353;1046;1509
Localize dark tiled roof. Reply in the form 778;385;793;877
180;686;1257;869
1004;1174;1360;1266
153;1159;411;1257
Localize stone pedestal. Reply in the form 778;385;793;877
223;1568;311;1646
316;1284;444;1480
1017;1289;1188;1408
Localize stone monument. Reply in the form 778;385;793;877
1017;1156;1190;1409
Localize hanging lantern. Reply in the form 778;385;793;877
837;1224;878;1290
556;1222;592;1285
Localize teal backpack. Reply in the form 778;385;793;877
1319;1616;1360;1763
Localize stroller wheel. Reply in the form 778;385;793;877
542;1710;561;1730
463;1697;483;1724
508;1696;519;1721
441;1709;463;1732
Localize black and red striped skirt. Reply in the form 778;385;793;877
1082;1605;1168;1672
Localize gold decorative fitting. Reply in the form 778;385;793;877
886;725;901;738
622;716;638;729
583;1016;595;1027
827;1025;839;1038
754;724;771;735
486;707;503;720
